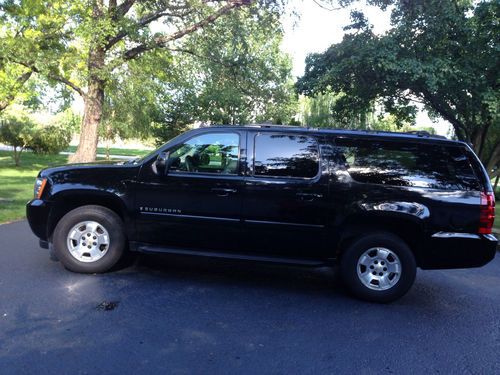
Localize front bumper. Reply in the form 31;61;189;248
420;232;497;269
26;199;51;241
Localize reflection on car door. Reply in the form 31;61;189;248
242;132;329;259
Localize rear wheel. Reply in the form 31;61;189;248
340;232;416;303
53;205;126;273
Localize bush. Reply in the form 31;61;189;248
0;107;74;165
0;112;35;166
30;124;72;155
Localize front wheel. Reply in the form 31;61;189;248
340;232;416;303
52;205;126;273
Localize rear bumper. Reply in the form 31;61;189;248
26;199;51;241
419;232;497;269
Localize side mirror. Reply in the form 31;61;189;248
155;151;170;175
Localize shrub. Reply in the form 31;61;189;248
30;124;72;155
0;112;35;166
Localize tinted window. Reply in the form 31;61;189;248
169;133;239;174
335;138;480;191
254;134;319;178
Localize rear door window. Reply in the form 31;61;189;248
254;133;319;178
334;138;480;191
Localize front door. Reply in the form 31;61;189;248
241;131;329;259
135;130;245;251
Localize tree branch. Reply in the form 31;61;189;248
13;60;86;98
121;0;252;61
105;7;195;50
0;70;33;111
168;47;237;69
486;141;500;174
419;87;469;141
112;0;136;20
109;0;117;13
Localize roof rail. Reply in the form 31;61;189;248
404;130;447;139
204;124;448;140
248;123;305;128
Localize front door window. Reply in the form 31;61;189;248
169;132;240;175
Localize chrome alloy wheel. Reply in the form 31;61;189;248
66;221;110;263
356;247;401;291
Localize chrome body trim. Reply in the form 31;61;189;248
431;232;481;240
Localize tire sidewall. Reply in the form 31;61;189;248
340;232;416;303
53;206;126;273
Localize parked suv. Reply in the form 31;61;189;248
27;125;497;302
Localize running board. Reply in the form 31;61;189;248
132;243;329;267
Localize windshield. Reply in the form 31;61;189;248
129;132;189;164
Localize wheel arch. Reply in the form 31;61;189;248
335;215;425;266
47;191;130;240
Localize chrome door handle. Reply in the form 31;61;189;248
211;188;237;196
296;192;323;201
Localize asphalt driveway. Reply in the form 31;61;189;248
0;221;499;374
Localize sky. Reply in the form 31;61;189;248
281;0;452;136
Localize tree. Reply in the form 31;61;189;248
102;6;297;145
184;6;297;126
1;0;282;162
298;0;500;176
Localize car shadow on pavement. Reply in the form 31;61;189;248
122;252;350;296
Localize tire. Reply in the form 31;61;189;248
52;205;126;273
340;232;416;303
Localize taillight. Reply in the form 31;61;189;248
479;192;495;234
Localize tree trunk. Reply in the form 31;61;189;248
69;1;105;163
13;146;20;167
70;86;103;163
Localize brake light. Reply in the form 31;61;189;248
479;192;495;234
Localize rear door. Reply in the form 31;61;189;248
241;131;329;259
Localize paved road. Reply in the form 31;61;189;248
1;221;499;374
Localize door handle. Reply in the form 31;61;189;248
211;188;237;197
296;192;323;201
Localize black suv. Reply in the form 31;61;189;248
26;125;497;302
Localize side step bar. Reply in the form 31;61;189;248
131;242;330;267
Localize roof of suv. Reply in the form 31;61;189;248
203;124;463;145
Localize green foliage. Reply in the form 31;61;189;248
0;109;35;166
0;106;73;164
29;124;72;155
102;6;298;145
298;0;500;175
186;7;297;127
1;0;289;161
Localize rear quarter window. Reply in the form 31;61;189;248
334;138;480;191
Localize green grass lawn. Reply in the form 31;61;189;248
493;218;500;234
0;151;68;223
65;145;151;157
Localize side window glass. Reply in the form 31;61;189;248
254;134;319;178
169;133;239;174
334;138;480;191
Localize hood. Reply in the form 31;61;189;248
38;159;133;177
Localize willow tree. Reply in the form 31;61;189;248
1;0;282;162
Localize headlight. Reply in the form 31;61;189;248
34;178;47;199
